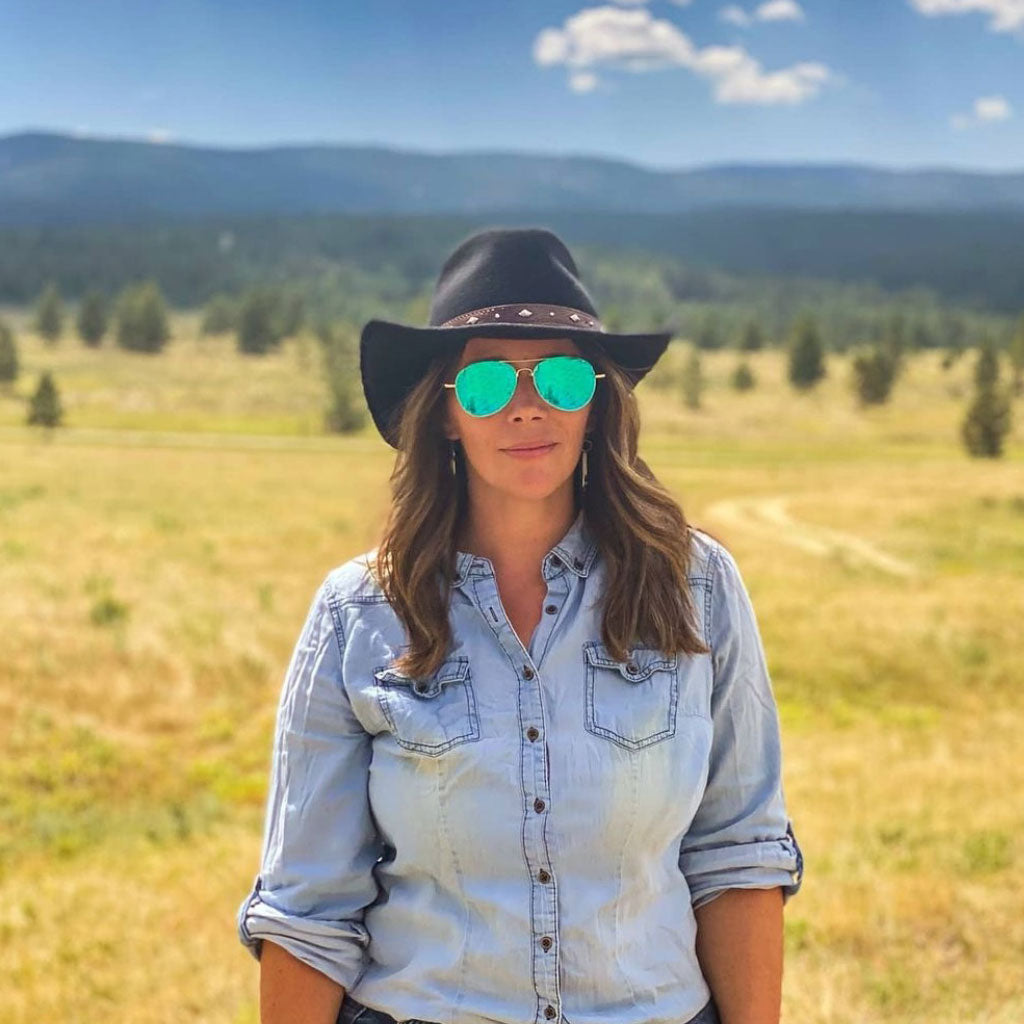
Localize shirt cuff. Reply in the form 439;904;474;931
237;876;372;991
681;821;804;909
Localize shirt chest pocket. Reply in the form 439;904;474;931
583;641;680;751
372;656;480;755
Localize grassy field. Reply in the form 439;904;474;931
1;320;1021;1023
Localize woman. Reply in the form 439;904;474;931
237;228;804;1024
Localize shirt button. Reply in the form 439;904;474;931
538;869;550;883
626;663;637;674
540;936;553;951
534;797;545;813
544;1006;557;1019
523;666;535;679
526;727;540;741
573;557;584;569
550;556;562;568
544;604;558;614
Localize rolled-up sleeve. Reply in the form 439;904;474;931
236;575;383;989
679;542;804;910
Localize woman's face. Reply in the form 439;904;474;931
442;336;595;502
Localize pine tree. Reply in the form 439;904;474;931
275;288;306;340
237;286;282;355
27;370;62;427
77;290;108;347
1008;313;1024;398
787;313;827;390
200;293;239;336
680;347;703;410
739;319;764;352
318;321;367;434
850;344;896;405
731;359;755;391
961;339;1012;458
911;319;935;351
0;319;18;383
34;282;64;343
695;312;724;351
115;280;170;353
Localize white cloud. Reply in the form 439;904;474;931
755;0;805;20
950;93;1014;127
146;128;173;144
534;5;829;103
569;70;600;92
720;5;753;26
718;0;804;28
909;0;1024;34
976;93;1013;118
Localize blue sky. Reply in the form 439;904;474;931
3;0;1023;170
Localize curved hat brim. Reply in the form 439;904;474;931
359;318;676;449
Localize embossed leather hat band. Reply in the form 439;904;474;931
439;303;604;331
360;227;676;449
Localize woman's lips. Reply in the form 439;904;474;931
502;443;557;459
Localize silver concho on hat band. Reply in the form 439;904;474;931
439;303;605;331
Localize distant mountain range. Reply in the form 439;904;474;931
3;130;1024;226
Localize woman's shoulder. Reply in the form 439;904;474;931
322;547;389;607
684;524;731;582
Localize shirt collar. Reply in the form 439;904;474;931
450;507;599;588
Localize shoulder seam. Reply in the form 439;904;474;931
705;540;725;655
321;575;348;651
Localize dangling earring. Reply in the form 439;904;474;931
448;439;458;478
580;436;593;491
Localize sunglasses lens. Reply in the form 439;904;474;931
535;355;597;411
455;360;516;416
453;355;598;416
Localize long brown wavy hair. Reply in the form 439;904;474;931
369;334;717;678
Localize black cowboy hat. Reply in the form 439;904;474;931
359;227;676;449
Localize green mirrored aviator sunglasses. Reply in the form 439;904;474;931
443;355;606;417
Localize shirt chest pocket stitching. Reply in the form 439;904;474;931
372;656;480;755
583;641;680;750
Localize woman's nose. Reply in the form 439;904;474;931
507;369;545;412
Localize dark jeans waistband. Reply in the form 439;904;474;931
336;993;720;1024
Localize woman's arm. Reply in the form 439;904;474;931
237;575;383;1015
694;887;784;1024
260;940;345;1024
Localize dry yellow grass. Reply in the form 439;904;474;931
0;323;1021;1023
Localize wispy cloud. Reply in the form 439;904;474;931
720;5;753;26
950;93;1014;128
535;4;829;104
719;1;806;28
909;0;1024;35
146;128;174;144
756;1;806;21
570;70;600;92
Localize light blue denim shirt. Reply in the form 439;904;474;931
237;509;804;1024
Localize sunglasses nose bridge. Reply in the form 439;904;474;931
507;364;544;406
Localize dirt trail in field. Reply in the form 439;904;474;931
704;495;919;579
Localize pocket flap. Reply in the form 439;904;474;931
583;641;676;682
373;656;470;699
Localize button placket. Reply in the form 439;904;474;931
468;571;561;1021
